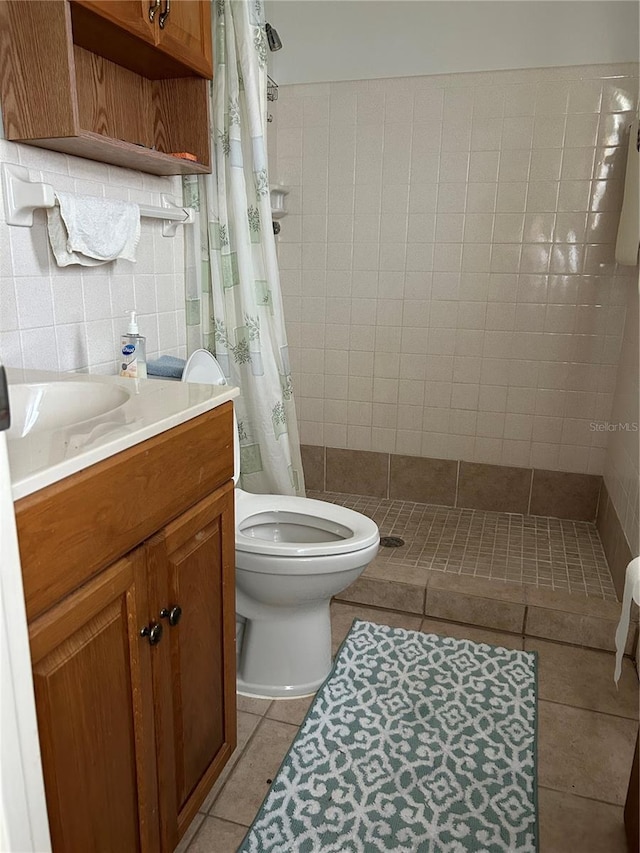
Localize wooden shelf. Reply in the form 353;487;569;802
0;0;212;176
22;132;211;176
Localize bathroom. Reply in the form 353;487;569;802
0;1;639;851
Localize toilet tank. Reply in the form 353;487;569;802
182;349;240;484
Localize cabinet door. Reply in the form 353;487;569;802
29;551;160;853
156;0;213;78
148;483;236;851
72;0;156;45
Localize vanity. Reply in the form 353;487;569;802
7;370;239;852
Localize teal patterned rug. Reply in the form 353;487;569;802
239;620;538;853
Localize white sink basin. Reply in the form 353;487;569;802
7;381;130;439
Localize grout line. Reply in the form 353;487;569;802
526;468;534;516
593;478;603;526
322;445;326;492
454;459;460;508
386;451;390;500
331;492;616;598
538;696;640;723
536;784;631;809
203;711;269;816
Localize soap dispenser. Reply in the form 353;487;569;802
119;310;147;379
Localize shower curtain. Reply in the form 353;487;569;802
183;0;304;497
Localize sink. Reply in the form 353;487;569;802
7;381;131;439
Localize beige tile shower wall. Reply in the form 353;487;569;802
604;280;639;553
273;63;639;475
0;139;187;374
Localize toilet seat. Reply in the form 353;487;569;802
235;489;379;558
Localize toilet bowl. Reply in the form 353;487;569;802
182;350;379;698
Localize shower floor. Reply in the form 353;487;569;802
309;491;618;601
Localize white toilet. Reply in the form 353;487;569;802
182;350;380;698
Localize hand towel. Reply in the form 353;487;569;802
615;118;639;267
147;355;186;379
47;191;140;267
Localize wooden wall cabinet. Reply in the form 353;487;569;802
0;0;213;175
16;404;237;852
72;0;213;79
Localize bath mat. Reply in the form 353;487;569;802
238;620;538;853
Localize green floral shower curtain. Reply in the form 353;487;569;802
184;0;304;497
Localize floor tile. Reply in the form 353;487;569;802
236;694;272;716
538;787;627;852
330;601;422;653
526;638;639;719
364;556;431;586
175;812;205;853
266;694;315;726
336;575;425;613
538;701;637;805
526;606;633;653
211;718;298;826
187;816;248;853
425;587;525;633
420;617;524;650
525;585;622;618
313;491;617;599
427;571;525;602
199;712;262;815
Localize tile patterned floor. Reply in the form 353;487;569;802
309;491;618;600
181;602;639;853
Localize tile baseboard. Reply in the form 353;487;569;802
303;445;602;522
597;482;636;600
333;572;638;655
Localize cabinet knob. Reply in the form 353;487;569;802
149;0;161;22
140;622;163;645
160;605;182;627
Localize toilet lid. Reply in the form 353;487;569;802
183;349;227;385
235;489;380;557
182;349;240;484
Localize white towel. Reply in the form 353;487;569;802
46;191;140;267
614;118;639;267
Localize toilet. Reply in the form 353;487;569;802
182;350;380;698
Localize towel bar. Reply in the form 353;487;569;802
1;163;195;237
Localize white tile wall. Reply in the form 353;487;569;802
0;140;187;374
272;63;639;474
604;280;639;552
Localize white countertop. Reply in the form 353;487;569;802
6;368;239;501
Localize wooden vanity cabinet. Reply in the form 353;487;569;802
14;404;237;853
148;485;237;849
29;550;160;853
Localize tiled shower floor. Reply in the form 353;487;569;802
309;491;618;601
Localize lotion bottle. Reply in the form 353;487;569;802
119;310;147;379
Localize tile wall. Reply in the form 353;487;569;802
597;280;639;595
0;138;187;374
603;280;639;554
271;62;639;475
